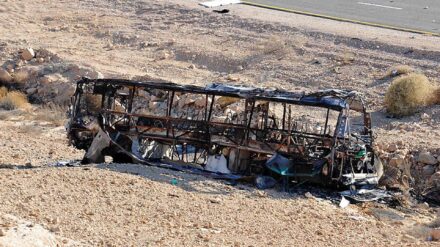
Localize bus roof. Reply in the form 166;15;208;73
78;78;366;112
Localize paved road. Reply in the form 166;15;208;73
243;0;440;34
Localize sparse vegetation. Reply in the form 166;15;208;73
12;69;29;84
0;86;7;98
385;73;434;116
85;94;102;113
385;65;414;77
32;105;67;126
0;88;30;110
433;87;440;105
259;37;286;55
341;51;355;65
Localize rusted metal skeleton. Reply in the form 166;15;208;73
67;78;382;186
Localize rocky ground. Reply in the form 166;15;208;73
0;158;439;246
0;0;440;246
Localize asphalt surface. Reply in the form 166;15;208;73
244;0;440;34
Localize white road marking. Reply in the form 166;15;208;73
357;2;402;10
200;0;241;8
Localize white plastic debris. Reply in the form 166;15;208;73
205;155;231;174
339;196;350;208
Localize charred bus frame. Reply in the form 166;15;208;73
67;78;381;186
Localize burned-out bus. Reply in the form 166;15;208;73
67;78;382;187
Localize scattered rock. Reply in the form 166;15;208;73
183;97;195;106
26;87;38;95
389;155;405;167
304;192;314;199
402;234;416;242
217;96;239;108
157;50;173;60
422;165;436;176
226;75;240;82
20;48;35;61
0;228;5;236
431;229;440;241
194;96;211;108
418;152;437;165
209;198;222;204
418;202;430;209
49;226;61;233
0;68;13;83
39;73;68;84
421;113;430;121
254;190;267;198
255;176;277;189
149;101;164;110
368;208;404;222
167;192;179;198
387;144;398;153
188;64;196;69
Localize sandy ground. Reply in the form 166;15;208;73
0;160;438;247
0;0;440;246
0;109;83;166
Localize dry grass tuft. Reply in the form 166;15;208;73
433;87;440;105
0;86;8;98
85;94;102;113
13;70;30;84
0;90;30;110
341;52;355;65
260;37;286;55
32;104;67;126
385;65;414;77
385;73;434;116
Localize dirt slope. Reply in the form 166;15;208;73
1;0;439;147
0;0;440;246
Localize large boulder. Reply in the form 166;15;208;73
422;165;436;176
418;152;438;165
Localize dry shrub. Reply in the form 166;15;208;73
17;124;42;136
0;109;27;120
32;104;66;126
260;37;286;55
0;86;7;98
385;73;434;116
85;94;102;113
13;70;29;84
0;91;30;110
433;87;440;105
386;65;414;77
341;52;355;65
